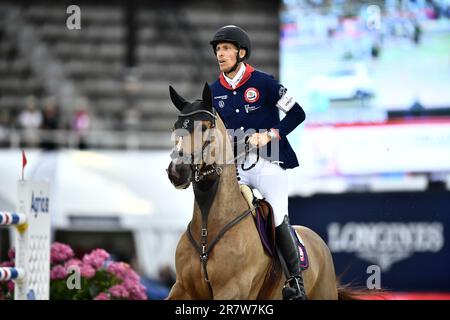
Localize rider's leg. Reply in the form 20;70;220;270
255;158;306;300
275;215;307;300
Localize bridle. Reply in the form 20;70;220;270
170;108;259;185
170;109;223;185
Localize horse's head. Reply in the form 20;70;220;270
167;83;226;189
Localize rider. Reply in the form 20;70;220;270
209;25;307;300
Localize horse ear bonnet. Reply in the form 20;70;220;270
171;84;216;133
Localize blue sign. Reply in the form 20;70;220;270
289;191;450;291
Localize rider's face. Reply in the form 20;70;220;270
215;42;239;74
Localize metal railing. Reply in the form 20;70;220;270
0;128;172;150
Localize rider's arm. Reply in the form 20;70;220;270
266;76;306;138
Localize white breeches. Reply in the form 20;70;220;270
237;152;288;227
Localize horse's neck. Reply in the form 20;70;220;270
191;114;248;230
192;164;247;230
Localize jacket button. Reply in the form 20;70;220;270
233;91;237;95
235;109;239;113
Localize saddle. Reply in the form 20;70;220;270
240;185;309;270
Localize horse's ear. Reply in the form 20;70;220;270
169;86;188;111
202;82;213;112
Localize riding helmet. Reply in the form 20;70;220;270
210;25;251;59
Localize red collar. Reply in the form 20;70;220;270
219;64;255;90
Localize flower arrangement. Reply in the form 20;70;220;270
0;242;147;300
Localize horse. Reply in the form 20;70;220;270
166;83;347;300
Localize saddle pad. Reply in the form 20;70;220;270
255;205;276;256
294;230;309;270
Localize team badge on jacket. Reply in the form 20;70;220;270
244;87;259;103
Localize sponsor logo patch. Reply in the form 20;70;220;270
214;95;228;100
244;87;259;103
244;104;262;113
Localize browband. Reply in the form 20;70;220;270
179;110;217;119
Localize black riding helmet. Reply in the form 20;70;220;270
210;25;251;73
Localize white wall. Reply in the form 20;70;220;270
0;149;194;278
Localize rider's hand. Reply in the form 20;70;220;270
248;132;272;147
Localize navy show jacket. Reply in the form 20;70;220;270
209;64;306;169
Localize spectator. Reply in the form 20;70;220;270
18;95;42;148
41;96;60;150
412;21;422;45
123;108;141;131
0;110;10;148
72;102;91;150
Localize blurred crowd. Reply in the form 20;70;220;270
0;95;91;150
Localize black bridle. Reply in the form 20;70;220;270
170;109;224;184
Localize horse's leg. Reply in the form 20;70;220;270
166;281;192;300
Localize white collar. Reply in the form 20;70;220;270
223;63;246;89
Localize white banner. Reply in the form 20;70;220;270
300;120;450;176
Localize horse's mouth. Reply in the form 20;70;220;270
167;164;192;189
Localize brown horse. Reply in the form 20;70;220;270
166;84;341;300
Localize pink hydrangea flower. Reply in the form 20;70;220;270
82;249;109;269
64;258;82;270
94;292;111;300
7;281;14;293
124;269;140;282
50;265;67;280
108;284;130;299
51;242;74;264
123;279;147;300
79;264;96;279
2;241;148;300
107;261;141;282
106;261;129;280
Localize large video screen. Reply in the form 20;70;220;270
280;0;450;194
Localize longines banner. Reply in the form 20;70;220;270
289;191;450;291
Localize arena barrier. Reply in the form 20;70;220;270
0;180;50;300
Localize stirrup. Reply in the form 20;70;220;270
282;276;307;300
